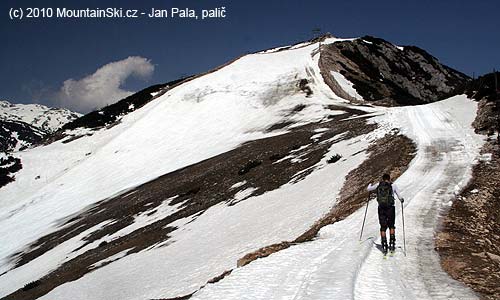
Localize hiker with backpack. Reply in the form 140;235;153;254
367;173;404;254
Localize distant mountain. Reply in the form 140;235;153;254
0;100;81;188
0;100;81;152
0;100;81;133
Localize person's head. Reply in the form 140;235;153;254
382;173;391;182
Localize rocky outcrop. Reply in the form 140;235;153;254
0;120;45;153
465;72;500;135
319;35;469;105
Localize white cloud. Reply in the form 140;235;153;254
56;56;154;113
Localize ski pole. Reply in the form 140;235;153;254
401;201;406;256
359;193;370;241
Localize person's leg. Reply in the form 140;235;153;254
378;206;388;252
388;206;396;251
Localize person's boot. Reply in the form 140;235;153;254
389;234;396;252
381;236;388;254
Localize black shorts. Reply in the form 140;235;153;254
378;205;395;231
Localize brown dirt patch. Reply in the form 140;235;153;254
2;106;374;300
234;133;416;267
436;141;500;300
295;133;416;242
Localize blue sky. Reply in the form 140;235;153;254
1;0;499;111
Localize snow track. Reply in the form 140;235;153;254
191;95;483;300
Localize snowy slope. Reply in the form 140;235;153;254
0;37;368;299
0;100;80;133
190;95;483;300
0;35;482;300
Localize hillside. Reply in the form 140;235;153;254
436;71;500;300
0;35;487;300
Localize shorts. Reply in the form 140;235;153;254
378;205;395;231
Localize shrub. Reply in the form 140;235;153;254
327;154;342;164
22;280;40;291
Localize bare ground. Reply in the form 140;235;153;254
237;133;416;269
436;141;500;300
2;105;374;300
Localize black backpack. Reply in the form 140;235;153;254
377;181;394;207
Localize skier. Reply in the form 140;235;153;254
367;173;404;254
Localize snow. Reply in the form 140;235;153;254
90;249;130;269
322;37;358;45
230;181;247;189
0;35;483;300
39;131;373;300
233;187;258;202
330;71;363;100
0;220;114;297
101;196;184;242
0;39;358;298
0;100;80;133
259;36;357;54
190;95;483;300
478;153;492;162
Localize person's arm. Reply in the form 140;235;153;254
392;184;404;202
367;182;379;192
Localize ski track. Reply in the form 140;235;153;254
191;96;483;300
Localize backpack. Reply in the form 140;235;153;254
377;181;394;207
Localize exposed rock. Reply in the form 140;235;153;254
0;120;45;153
0;154;22;188
319;36;469;105
464;72;500;136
